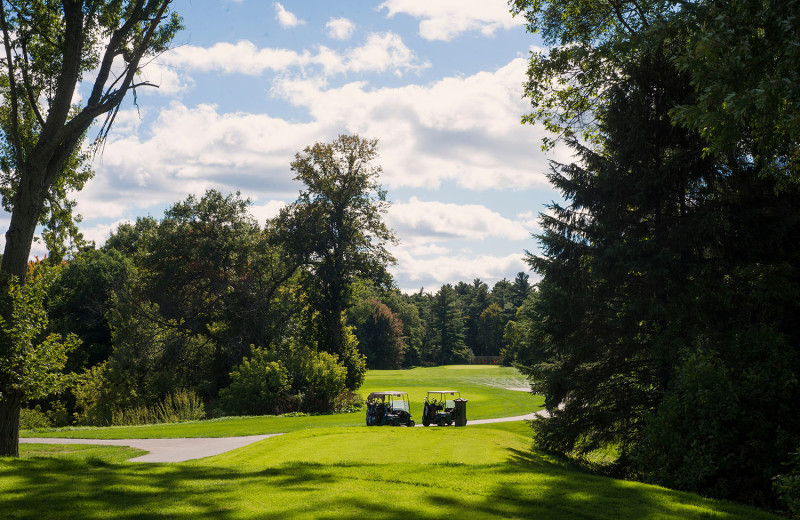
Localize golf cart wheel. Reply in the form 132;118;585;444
437;418;446;427
408;419;415;427
422;419;430;426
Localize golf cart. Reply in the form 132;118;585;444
366;391;415;427
422;390;465;426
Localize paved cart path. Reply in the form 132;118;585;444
20;434;282;462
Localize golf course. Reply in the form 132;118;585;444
2;366;779;519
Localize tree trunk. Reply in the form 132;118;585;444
0;168;45;457
0;390;21;457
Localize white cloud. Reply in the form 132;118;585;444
77;56;561;224
163;41;310;76
272;57;560;190
390;249;528;289
388;197;530;242
274;2;305;28
379;0;525;41
516;210;543;233
248;200;287;224
326;17;355;40
79;219;134;246
158;33;429;78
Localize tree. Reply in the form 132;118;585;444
273;134;395;388
510;0;800;183
0;0;182;456
525;50;719;458
351;298;405;369
104;190;300;402
516;27;800;507
510;272;531;308
428;284;471;365
0;261;79;455
48;248;132;372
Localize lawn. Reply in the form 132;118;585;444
22;365;543;439
4;365;781;519
6;423;779;519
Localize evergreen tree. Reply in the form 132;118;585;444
428;284;471;364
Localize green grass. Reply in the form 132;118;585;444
23;365;543;439
4;423;779;519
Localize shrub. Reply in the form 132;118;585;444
333;390;363;414
72;362;112;425
19;406;51;430
219;348;291;416
775;450;800;519
301;350;348;412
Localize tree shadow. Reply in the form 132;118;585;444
0;446;778;520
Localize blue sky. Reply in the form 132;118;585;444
33;0;570;293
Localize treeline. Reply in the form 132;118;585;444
350;272;533;369
20;136;535;430
25;213;535;427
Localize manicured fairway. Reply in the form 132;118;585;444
6;423;779;519
5;365;779;519
22;366;543;439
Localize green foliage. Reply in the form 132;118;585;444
670;0;800;182
428;284;471;364
635;353;740;495
219;347;291;416
775;450;800;519
18;406;50;430
300;349;348;412
47;248;131;372
110;389;205;427
272;134;395;386
71;361;109;426
0;262;79;401
514;1;800;508
350;298;405;369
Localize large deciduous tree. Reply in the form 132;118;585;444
273;134;395;389
0;0;181;456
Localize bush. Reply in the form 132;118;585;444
219;348;291;416
19;407;51;430
333;391;363;414
775;450;800;519
72;362;112;425
301;350;348;412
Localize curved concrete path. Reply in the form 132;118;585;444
20;434;281;463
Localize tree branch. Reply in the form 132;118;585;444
19;39;46;128
0;0;23;167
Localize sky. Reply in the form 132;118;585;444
24;0;571;294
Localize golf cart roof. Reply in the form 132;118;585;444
367;391;408;398
427;390;459;394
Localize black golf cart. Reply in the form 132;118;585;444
422;390;463;426
365;391;415;427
